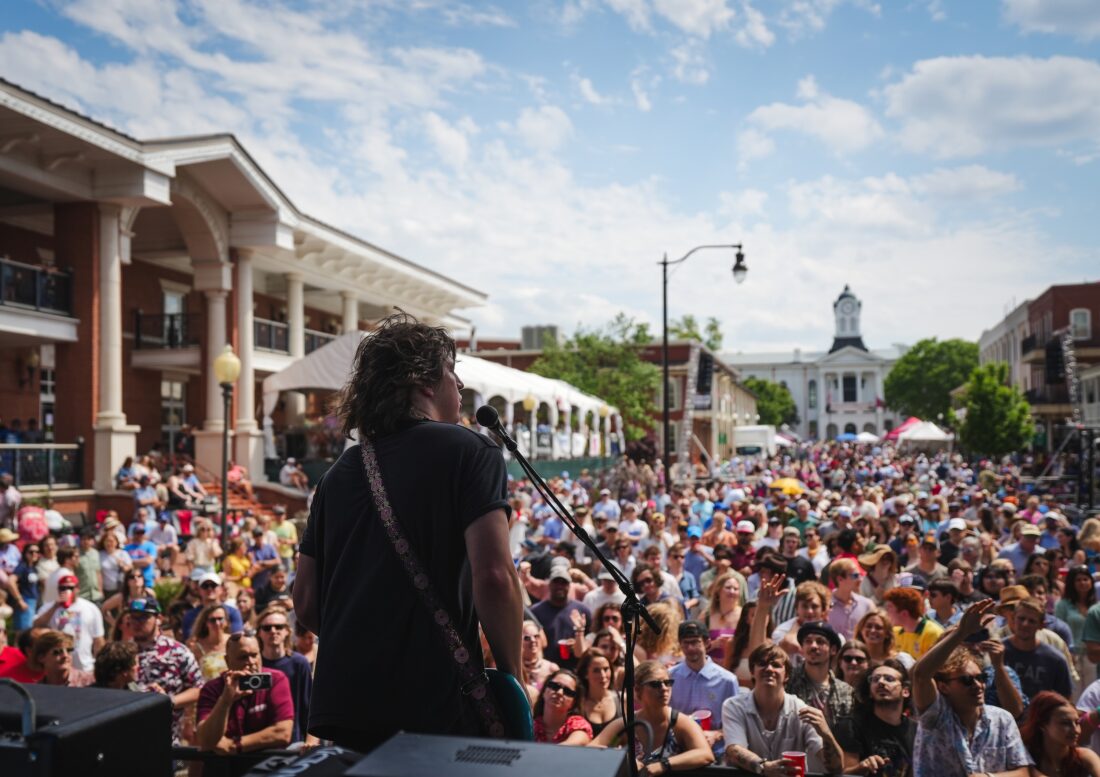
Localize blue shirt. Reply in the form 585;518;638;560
914;693;1031;777
133;486;159;522
249;542;279;589
124;540;159;587
669;657;739;754
180;602;244;640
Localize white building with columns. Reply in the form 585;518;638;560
0;79;484;510
723;286;908;440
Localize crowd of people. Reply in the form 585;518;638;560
4;435;1100;776
503;443;1100;776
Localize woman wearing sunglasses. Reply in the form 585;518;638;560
590;660;713;773
33;630;93;687
836;640;872;690
101;567;155;629
521;620;558;703
533;669;592;745
187;604;230;680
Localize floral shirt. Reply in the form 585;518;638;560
533;714;592;744
137;635;203;744
913;694;1031;777
785;665;854;730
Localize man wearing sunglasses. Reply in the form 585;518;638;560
131;595;204;745
258;606;316;746
911;598;1030;777
33;571;103;673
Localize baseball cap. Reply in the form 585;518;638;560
600;488;611;496
156;512;169;522
920;532;939;548
252;526;265;536
837;506;853;518
678;620;708;641
196;572;222;586
286;457;297;465
597;569;615;582
767;515;781;524
1019;524;1041;537
182;463;194;472
797;620;842;650
929;503;941;512
899;513;916;525
948;518;967;532
57;572;79;588
736;520;756;534
548;567;572;583
687;525;703;539
128;595;161;615
273;505;287;515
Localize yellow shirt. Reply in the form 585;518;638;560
893;617;944;660
223;553;252;589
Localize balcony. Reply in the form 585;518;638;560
0;442;84;490
0;257;73;316
255;318;289;352
1024;385;1073;414
1021;333;1045;364
305;328;336;353
131;311;201;371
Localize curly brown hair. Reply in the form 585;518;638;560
334;312;456;439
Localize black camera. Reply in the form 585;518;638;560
238;673;273;691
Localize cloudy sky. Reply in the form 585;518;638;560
2;0;1098;353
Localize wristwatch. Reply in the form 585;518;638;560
752;757;766;774
660;757;672;774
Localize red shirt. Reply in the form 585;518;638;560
0;646;44;683
197;668;294;740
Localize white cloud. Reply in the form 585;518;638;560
669;39;711;83
422;112;474;169
735;3;776;47
884;55;1100;157
735;128;776;168
604;0;653;32
631;66;657;111
719;188;769;219
575;75;609;105
787;173;932;235
512;105;575;152
911;165;1022;199
738;75;883;164
653;0;735;38
777;0;881;37
1002;0;1100;41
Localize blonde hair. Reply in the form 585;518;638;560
795;580;830;609
635;659;669;687
1079;518;1100;552
636;601;682;660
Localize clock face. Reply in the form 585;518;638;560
840;300;855;314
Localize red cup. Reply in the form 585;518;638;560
691;709;712;730
782;751;807;777
557;638;574;660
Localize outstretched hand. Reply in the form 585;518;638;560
758;574;788;610
954;598;996;640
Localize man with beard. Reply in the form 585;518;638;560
835;659;916;777
531;565;590;668
786;621;854;729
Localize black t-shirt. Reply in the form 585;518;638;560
262;652;313;743
835;711;916;777
299;420;510;742
785;554;817;585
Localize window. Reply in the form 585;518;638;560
838;317;846;333
826;423;838;439
844;423;857;435
1070;308;1091;340
808;380;817;409
808;420;818;439
842;375;857;403
161;380;186;444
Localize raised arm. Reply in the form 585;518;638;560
911;598;996;714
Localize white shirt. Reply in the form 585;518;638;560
584;586;626;613
797;545;831;575
722;691;825;771
619;517;649;543
1078;679;1100;753
148;524;178;547
37;597;104;672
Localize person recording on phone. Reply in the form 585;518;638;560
197;632;293;759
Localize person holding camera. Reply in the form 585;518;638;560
197;632;293;759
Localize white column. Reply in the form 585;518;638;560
203;289;228;432
92;205;138;491
285;272;305;424
528;407;537;461
340;290;359;334
235;251;264;477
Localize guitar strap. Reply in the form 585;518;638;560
359;438;506;738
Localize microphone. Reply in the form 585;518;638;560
476;405;518;452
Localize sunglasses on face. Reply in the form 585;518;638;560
643;679;675;690
208;616;226;624
522;634;538;642
51;647;74;657
58;586;76;592
943;674;983;687
260;623;288;632
200;582;219;590
603;614;621;622
545;680;578;698
842;654;868;664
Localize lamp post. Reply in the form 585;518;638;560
213;345;241;547
598;404;610;459
523;393;537;460
661;244;746;467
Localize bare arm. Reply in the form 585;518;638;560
292;554;319;634
670;715;716;770
983;640;1025;720
240;719;293;752
466;508;524;677
912;598;996;714
1086;640;1100;665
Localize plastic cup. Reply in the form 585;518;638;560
691;709;712;730
557;638;574;660
783;751;807;777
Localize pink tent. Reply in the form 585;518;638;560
884;416;921;441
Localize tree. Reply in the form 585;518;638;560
958;363;1034;457
742;377;798;427
529;314;660;441
669;314;723;351
884;338;979;420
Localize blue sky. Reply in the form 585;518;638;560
1;0;1098;353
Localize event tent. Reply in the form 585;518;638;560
884;416;921;441
897;420;952;443
260;332;619;455
856;431;880;443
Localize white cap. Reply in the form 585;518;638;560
948;518;967;531
736;520;756;533
837;506;853;518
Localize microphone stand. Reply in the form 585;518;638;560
481;409;658;777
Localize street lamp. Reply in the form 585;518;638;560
598;404;610;459
213;344;241;547
661;244;746;466
523;393;537;460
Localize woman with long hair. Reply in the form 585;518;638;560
521;619;559;703
835;640;872;690
723;601;770;687
1019;691;1100;777
635;601;683;667
854;610;915;670
184;519;223;576
235;586;257;630
187;604;231;680
576;648;622;736
592;628;628;691
221;537;252;593
12;543;41;631
98;530;133;598
532;669;592;745
695;572;741;664
589;660;714;772
101;568;155;628
1057;566;1098;692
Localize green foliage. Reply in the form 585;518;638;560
742;376;798;427
884;338;979;420
530;314;660;441
958;363;1034;457
670;314;724;350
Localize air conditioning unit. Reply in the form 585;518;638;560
522;325;560;350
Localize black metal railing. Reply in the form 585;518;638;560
304;328;336;353
133;311;200;349
1025;385;1071;404
0;256;73;315
0;442;84;489
1021;333;1038;355
255;317;289;352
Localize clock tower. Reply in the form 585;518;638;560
829;285;868;353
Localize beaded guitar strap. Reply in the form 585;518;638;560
359;438;506;738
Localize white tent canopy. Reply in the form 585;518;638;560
898;421;952;442
261;331;618;439
856;431;880;443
